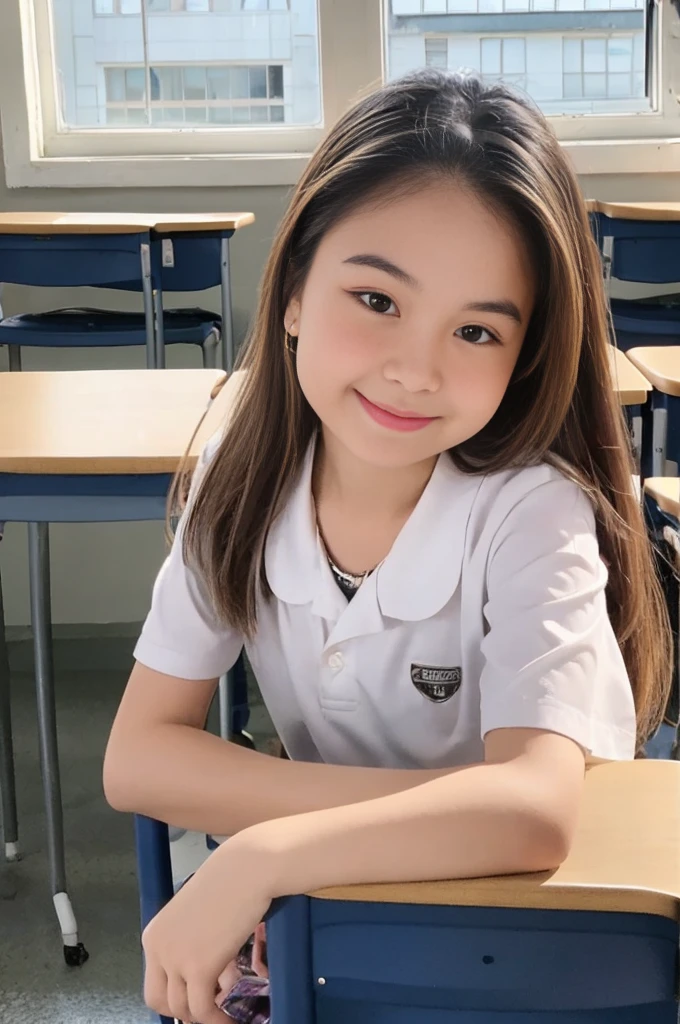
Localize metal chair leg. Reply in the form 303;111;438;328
0;560;19;862
201;328;219;370
220;237;234;372
28;522;89;966
8;346;22;372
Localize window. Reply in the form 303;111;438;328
480;36;527;89
242;0;290;9
1;0;678;187
425;37;448;67
387;0;651;116
52;0;318;130
563;35;643;101
104;63;285;124
95;0;219;10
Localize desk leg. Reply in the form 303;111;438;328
218;671;233;741
220;237;234;372
140;242;157;370
0;563;19;863
153;289;166;370
602;234;613;302
652;405;668;478
28;523;89;967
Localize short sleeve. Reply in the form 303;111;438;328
133;433;243;680
479;475;636;759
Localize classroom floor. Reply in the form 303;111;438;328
0;634;276;1024
0;635;676;1024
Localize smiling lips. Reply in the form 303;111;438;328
356;391;437;432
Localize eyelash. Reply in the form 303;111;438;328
350;291;502;346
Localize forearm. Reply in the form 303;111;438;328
106;723;471;835
235;761;577;895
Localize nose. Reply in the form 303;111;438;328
383;333;442;394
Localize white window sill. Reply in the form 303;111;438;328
5;136;680;189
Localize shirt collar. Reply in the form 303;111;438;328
264;442;484;622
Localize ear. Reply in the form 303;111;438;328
284;296;301;336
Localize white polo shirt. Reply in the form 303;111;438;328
134;435;636;767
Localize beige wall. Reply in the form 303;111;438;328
1;128;678;626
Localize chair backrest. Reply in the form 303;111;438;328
266;894;679;1024
0;232;149;289
592;214;680;285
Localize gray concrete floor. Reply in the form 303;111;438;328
0;635;677;1024
0;636;275;1024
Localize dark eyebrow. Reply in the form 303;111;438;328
462;300;524;326
342;253;420;290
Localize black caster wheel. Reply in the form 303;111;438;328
231;730;256;751
63;942;89;967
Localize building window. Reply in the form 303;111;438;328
562;36;643;99
242;0;290;10
480;36;527;89
104;63;286;124
95;0;224;12
425;38;448;68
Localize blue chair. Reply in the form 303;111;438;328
0;232;226;371
0;306;220;369
626;346;680;478
643;477;680;757
264;896;678;1024
590;211;680;352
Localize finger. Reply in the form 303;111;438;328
166;973;192;1024
252;923;269;979
188;971;231;1024
143;960;172;1019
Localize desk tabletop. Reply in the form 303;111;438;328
626;346;680;398
609;346;651;405
0;369;244;475
644;477;680;519
592;201;680;223
0;212;254;235
311;760;680;920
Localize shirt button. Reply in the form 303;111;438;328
327;651;344;672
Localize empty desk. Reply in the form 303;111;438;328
0;368;240;965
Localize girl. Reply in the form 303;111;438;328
103;69;672;1024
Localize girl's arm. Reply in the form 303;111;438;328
103;662;472;835
227;728;586;891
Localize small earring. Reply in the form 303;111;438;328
285;331;298;355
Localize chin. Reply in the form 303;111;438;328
335;425;445;470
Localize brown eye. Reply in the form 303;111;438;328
457;324;496;345
356;292;397;315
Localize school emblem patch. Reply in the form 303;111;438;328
411;664;462;703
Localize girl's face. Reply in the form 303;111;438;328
288;181;535;470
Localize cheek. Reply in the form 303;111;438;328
298;303;379;381
448;350;516;412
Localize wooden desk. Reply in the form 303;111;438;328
0;368;244;475
644;477;680;519
594;201;680;223
0;211;254;234
626;347;680;398
311;760;680;920
609;346;651;406
0;367;247;962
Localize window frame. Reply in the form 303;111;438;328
1;0;679;188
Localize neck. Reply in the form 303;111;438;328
314;428;437;521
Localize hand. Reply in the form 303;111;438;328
142;840;272;1024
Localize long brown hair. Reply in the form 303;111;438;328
177;70;671;750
